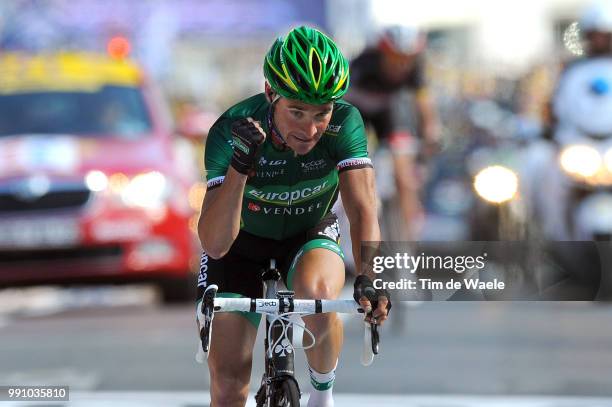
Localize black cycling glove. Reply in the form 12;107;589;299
230;118;266;175
353;274;392;314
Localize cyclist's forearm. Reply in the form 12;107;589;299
198;167;247;259
349;209;380;277
339;168;381;277
415;89;438;138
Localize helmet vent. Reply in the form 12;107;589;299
311;51;322;82
276;78;294;95
287;62;306;89
294;34;308;54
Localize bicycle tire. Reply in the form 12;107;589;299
271;378;300;406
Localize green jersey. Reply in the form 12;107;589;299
204;93;372;240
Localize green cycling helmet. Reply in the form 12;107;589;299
264;25;350;105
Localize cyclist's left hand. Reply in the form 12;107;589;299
423;138;441;156
353;275;391;325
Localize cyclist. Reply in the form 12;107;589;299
345;24;440;239
197;26;391;407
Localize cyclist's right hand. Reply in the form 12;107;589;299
230;117;266;175
353;275;391;325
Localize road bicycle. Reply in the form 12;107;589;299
196;259;380;406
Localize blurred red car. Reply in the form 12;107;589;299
0;52;201;302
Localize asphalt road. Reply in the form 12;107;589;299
1;286;612;399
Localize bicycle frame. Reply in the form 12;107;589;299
258;259;299;404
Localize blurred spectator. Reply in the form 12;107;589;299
345;24;440;239
538;0;612;140
0;0;66;51
580;0;612;57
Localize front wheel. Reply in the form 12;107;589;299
271;378;300;407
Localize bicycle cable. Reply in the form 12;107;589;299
262;311;317;358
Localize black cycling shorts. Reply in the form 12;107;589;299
197;213;344;327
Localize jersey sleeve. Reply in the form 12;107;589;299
204;119;233;190
333;105;374;173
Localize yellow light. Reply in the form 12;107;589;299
121;171;168;209
109;173;130;194
474;166;518;204
605;148;612;173
560;145;602;177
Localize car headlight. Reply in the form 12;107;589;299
121;171;169;209
85;170;109;192
605;148;612;173
473;165;518;204
559;145;602;178
85;170;171;209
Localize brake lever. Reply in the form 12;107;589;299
199;285;218;353
370;320;380;355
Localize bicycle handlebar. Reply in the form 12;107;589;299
196;285;380;366
214;297;363;314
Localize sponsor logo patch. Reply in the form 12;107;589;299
300;158;327;173
248;181;329;205
337;157;373;171
274;338;293;357
248;202;261;212
259;156;286;166
318;221;340;242
198;252;209;288
260;201;325;216
232;137;250;154
325;124;342;133
207;176;225;189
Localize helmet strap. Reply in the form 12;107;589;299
266;96;290;152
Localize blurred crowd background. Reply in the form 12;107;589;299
0;0;598;238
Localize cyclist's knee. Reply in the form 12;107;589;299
298;278;338;300
293;248;344;293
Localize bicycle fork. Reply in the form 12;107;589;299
256;259;301;405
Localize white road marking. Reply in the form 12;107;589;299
0;369;101;392
3;393;612;406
